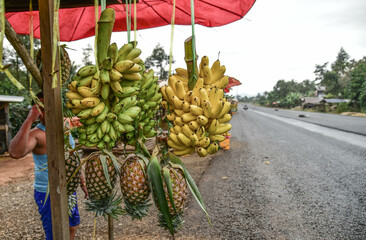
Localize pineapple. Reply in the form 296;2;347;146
120;155;151;219
85;153;117;200
35;45;71;84
162;166;188;215
83;151;124;219
65;151;81;196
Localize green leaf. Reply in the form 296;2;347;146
103;149;120;176
168;152;211;225
100;154;113;190
147;156;174;234
163;167;178;216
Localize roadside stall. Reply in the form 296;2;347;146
2;1;255;239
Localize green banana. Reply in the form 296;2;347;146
77;65;97;77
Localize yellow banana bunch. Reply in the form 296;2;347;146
161;55;233;157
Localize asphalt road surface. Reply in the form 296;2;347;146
181;104;366;239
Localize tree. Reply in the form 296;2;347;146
81;44;94;65
345;57;366;111
145;44;173;81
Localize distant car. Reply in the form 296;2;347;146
274;108;279;111
243;105;248;110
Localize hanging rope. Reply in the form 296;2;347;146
133;0;137;44
190;0;197;80
94;0;99;69
168;0;176;77
126;0;132;43
0;0;25;90
28;0;42;107
51;0;60;89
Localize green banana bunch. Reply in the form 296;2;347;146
161;56;233;157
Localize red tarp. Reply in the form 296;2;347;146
5;1;256;42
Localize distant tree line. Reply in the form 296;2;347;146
239;48;366;113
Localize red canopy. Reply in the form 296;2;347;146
5;1;256;42
224;77;242;92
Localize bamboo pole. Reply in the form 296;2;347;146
4;18;43;89
38;0;70;239
108;216;114;240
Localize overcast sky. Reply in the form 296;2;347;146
64;0;366;96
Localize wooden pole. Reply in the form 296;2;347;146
108;216;114;240
4;19;43;89
38;0;70;239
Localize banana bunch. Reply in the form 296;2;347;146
122;69;162;145
66;42;146;149
160;56;232;157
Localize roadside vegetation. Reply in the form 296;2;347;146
239;48;366;114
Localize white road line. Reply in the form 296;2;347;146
250;109;366;149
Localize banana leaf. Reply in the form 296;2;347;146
167;152;211;225
147;155;174;234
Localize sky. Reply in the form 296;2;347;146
62;0;366;97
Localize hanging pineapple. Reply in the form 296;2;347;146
36;44;71;84
120;154;151;220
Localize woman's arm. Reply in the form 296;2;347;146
9;105;41;159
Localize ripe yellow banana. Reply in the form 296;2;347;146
171;96;183;109
174;109;184;117
214;123;232;135
71;99;87;109
68;81;78;92
173;125;182;134
173;147;195;156
169;133;181;145
212;75;229;89
91;102;106;117
110;81;123;93
184;91;194;103
189;104;204;116
207;142;219;154
218;113;232;123
117;43;134;61
207;119;219;134
199;56;209;77
78;86;96;98
181;124;194;138
166;112;176;121
202;65;212;85
209;134;226;142
199;137;210;148
197;147;208;157
177;133;191;147
167;140;186;151
175;81;186;100
182;101;190;112
202;100;213;118
197;115;209;125
66;91;83;101
173;117;184;127
181;112;197;123
125;48;142;60
192;97;200;106
175;68;188;78
80;97;101;108
211;63;226;83
217;101;231;118
199;88;209;103
190;133;199;147
188;120;199;131
168;75;178;94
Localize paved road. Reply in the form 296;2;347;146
182;105;366;239
245;104;366;136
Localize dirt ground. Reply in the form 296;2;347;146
0;150;215;239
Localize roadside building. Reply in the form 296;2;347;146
0;95;24;154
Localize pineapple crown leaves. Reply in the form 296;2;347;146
85;191;125;220
167;152;211;226
146;155;175;235
123;198;152;221
157;212;184;233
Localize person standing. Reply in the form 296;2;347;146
9;94;87;240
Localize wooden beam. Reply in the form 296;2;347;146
38;0;70;239
4;19;43;89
